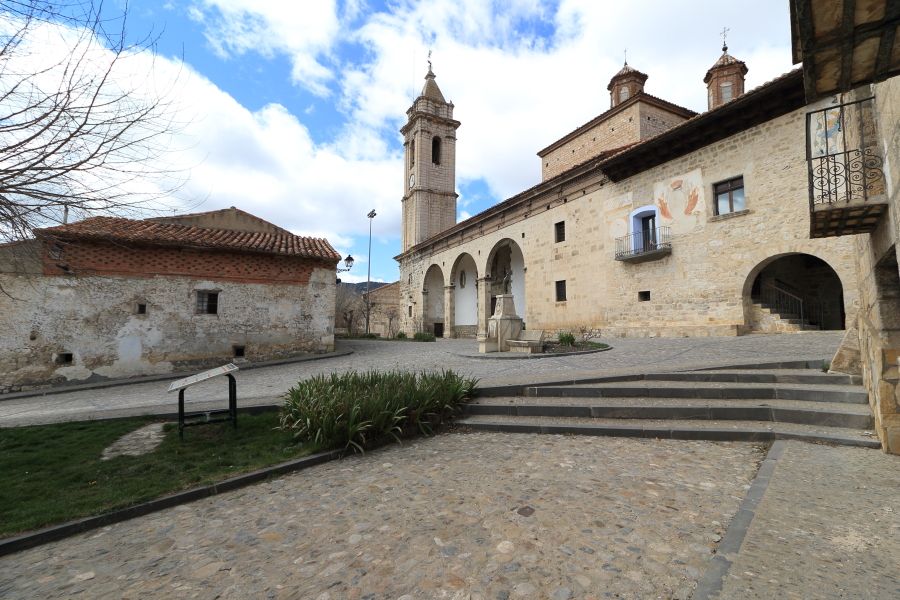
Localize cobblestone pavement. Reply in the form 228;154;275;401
716;441;900;599
0;433;764;599
0;332;842;427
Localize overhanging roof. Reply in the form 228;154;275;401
790;0;900;100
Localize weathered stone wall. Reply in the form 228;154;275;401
365;282;401;338
0;261;335;393
849;75;900;453
399;102;860;340
540;103;641;180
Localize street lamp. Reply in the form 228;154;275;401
365;209;376;335
337;254;354;273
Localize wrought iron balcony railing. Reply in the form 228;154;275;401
615;226;672;262
806;96;887;238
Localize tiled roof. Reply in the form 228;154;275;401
38;216;341;261
704;49;748;82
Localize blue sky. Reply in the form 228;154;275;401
28;1;796;283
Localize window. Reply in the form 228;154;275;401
409;139;415;167
555;280;567;302
136;303;147;315
714;176;745;215
459;270;466;288
720;81;733;102
619;87;630;102
55;352;73;365
638;291;651;301
233;345;245;358
196;291;219;315
432;136;441;165
408;305;412;317
554;221;566;243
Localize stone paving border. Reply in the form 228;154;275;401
0;350;354;402
0;447;344;558
452;345;613;360
693;440;787;600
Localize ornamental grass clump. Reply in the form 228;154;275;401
280;370;477;453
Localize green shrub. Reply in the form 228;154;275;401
558;331;576;346
362;333;378;339
280;370;477;452
396;331;407;339
413;332;436;342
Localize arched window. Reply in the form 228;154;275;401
432;136;441;165
409;138;415;167
619;86;630;102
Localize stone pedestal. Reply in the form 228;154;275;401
479;294;523;353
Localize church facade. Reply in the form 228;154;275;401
396;49;861;341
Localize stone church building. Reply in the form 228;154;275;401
396;50;861;341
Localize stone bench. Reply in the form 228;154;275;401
507;330;544;354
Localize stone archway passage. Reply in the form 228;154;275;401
486;239;526;321
423;264;445;335
745;254;845;331
451;253;478;338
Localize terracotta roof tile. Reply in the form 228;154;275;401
37;216;341;261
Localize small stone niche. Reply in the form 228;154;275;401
55;352;73;365
638;291;651;302
232;345;245;358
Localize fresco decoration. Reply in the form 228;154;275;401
653;169;705;234
605;192;632;242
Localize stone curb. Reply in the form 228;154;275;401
0;350;354;402
474;357;832;397
451;346;612;360
0;448;345;558
463;403;874;430
456;420;882;448
693;441;787;600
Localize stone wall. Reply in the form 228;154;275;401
848;75;900;453
399;102;860;340
0;246;336;393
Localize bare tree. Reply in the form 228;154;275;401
383;305;399;338
0;0;185;246
335;284;364;336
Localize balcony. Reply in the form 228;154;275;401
615;226;672;263
807;96;888;238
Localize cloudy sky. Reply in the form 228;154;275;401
18;1;798;282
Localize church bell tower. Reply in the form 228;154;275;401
401;65;460;252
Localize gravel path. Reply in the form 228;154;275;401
0;432;764;599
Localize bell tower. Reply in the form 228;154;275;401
401;65;460;252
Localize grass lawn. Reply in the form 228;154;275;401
0;411;311;537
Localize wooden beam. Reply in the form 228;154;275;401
873;2;900;81
795;0;820;99
838;0;857;92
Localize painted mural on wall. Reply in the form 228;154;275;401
605;192;632;242
653;169;705;234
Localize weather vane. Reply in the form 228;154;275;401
721;26;730;52
623;48;627;65
427;49;432;71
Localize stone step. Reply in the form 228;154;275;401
525;381;868;404
456;415;881;448
465;397;873;429
642;369;861;386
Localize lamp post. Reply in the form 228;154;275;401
336;255;354;282
365;209;376;335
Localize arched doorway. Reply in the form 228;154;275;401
486;239;526;320
743;253;845;331
422;264;445;336
451;253;478;338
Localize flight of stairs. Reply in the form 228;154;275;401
749;300;820;332
458;361;879;448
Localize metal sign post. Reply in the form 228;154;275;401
168;363;239;440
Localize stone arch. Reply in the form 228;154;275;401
422;264;445;336
485;238;526;320
450;253;478;337
742;252;846;331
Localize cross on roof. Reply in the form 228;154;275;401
721;26;730;52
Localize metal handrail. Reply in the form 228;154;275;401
759;281;827;327
615;226;672;259
806;96;885;208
